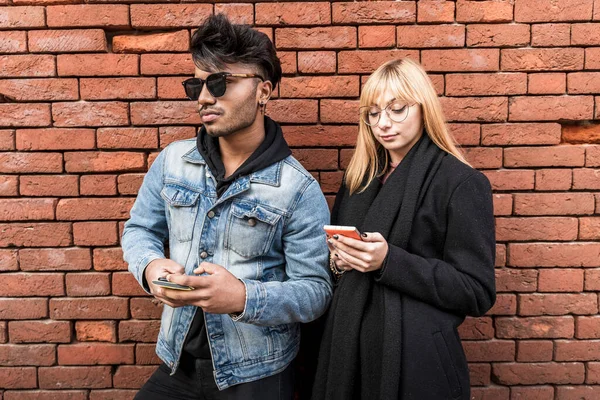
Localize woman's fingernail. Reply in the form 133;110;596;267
333;235;339;240
362;233;368;238
334;253;338;258
327;239;333;244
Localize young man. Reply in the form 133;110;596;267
122;14;332;400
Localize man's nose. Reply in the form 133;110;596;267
197;83;216;107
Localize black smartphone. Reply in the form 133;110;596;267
151;276;194;291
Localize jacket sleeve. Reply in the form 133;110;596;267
233;179;333;326
121;148;169;294
375;172;496;317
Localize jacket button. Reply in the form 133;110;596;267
200;251;208;259
207;210;215;218
247;218;257;227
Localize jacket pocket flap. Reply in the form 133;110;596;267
160;184;201;207
230;202;281;226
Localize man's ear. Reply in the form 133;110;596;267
258;80;273;103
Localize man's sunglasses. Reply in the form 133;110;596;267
182;72;265;100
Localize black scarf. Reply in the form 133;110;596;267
313;134;445;400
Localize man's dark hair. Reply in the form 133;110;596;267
191;14;282;89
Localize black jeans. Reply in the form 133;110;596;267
134;355;294;400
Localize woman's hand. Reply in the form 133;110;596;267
328;232;389;273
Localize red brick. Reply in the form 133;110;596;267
56;198;134;220
509;96;593;121
496;316;574;338
93;248;128;271
516;340;554;362
39;366;112;389
113;365;156;389
556;386;600;399
156;76;187;100
463;147;502;169
585;269;600;290
358;26;395;48
496;217;577;242
568;73;600;96
338;50;418;74
255;2;330;25
65;272;111;297
64;152;145;173
458;316;494;340
130;4;211;29
468;363;491;386
118;320;159;343
297;52;336;74
130;298;162;320
448;123;480;146
19;248;91;271
0;223;72;247
555;340;600;361
0;273;64;297
46;5;129;28
535;169;572;191
112;272;147;297
501;49;584;71
76;321;117;343
0;31;27;53
596;0;600;19
589;363;600;384
572;23;600;46
0;298;47;320
0;344;55;366
457;1;513;22
117;174;144;195
113;30;188;53
283;126;357;147
504;146;585;168
333;1;415;23
397;25;464;48
130;101;200;125
280;76;359;98
511;386;554;399
0;198;56;221
51;298;129;320
496;268;537;292
528;73;566;94
0;6;45;28
515;0;593;22
417;1;455;23
318;100;358;124
585;48;600;69
573;168;600;189
496;245;507;265
58;343;133;365
158;127;194;148
52;102;129;127
441;97;508;122
487;293;517;315
4;391;87;400
0;78;78;102
580;217;600;240
140;53;194;76
291;149;338;170
0;249;18;272
422;49;499;72
267;100;318;124
538;269;584;292
79;175;117;196
16;128;95;150
0;55;55;77
463;340;515;362
0;175;18;197
319;171;344;194
20;175;78;197
446;73;526;97
509;242;600;267
531;23;571;47
80;78;156;101
89;389;139;400
277;51;296;74
136;344;160;365
467;24;530;47
276;27;356;49
483;170;533;191
0;104;51;128
57;54;138;77
520;293;598;316
481;123;561;146
0;367;37;389
0;130;14;151
29;29;107;53
97;128;158;149
9;321;71;344
214;3;253;25
577;316;600;339
515;193;595;216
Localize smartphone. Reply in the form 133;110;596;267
151;276;194;291
323;225;363;241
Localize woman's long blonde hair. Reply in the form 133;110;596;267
345;58;469;194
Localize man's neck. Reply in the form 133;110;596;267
219;117;266;178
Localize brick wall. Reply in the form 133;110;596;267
0;0;599;398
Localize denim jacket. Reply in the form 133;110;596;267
122;139;332;389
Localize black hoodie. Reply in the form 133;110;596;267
182;116;292;362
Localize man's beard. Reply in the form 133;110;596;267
202;93;260;138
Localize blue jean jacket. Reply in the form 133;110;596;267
122;139;332;389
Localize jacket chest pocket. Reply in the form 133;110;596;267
225;202;282;258
160;184;201;242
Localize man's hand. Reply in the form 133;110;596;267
162;262;247;315
144;258;187;308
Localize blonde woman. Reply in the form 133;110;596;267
312;58;496;400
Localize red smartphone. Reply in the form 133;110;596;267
323;225;363;241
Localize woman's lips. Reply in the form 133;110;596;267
379;133;398;141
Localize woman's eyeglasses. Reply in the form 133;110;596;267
359;102;414;126
182;72;264;100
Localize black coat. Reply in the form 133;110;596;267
313;139;496;400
